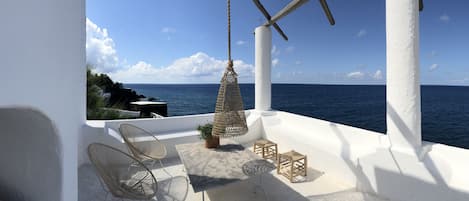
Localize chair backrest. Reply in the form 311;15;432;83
119;124;167;160
87;143;157;200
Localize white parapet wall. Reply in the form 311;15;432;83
260;111;469;201
79;110;263;166
260;110;387;186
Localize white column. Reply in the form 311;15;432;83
386;0;421;152
255;26;272;111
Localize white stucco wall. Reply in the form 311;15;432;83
79;111;261;166
79;114;216;166
261;111;469;201
0;0;85;200
261;111;386;186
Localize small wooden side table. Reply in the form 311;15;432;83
277;150;307;182
253;139;278;160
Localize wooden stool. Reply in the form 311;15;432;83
277;150;307;182
253;139;278;160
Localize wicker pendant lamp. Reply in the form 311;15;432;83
212;0;248;138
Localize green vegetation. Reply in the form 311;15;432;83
197;123;213;140
86;65;146;120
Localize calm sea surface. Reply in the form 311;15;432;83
125;84;469;149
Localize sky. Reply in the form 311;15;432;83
86;0;469;85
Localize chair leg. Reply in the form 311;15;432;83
259;175;268;200
128;160;141;172
93;166;113;201
249;174;268;201
150;160;157;169
103;192;109;201
158;159;173;179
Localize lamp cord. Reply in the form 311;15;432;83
227;0;233;70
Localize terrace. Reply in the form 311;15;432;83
2;0;469;201
79;155;382;201
78;111;389;201
75;110;469;201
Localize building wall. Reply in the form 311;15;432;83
0;0;85;200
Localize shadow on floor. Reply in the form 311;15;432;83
307;189;388;201
206;173;310;201
80;160;388;201
78;165;111;201
79;165;189;201
289;167;324;183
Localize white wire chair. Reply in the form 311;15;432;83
87;143;158;201
119;123;173;179
88;143;189;201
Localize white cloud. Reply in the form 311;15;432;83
272;45;280;56
161;27;176;33
439;14;450;22
236;40;246;45
372;70;383;80
109;52;254;83
286;46;295;53
295;60;302;65
345;69;384;81
346;71;365;79
429;63;439;71
272;58;279;67
430;50;438;58
87;19;253;83
356;29;367;37
86;18;120;73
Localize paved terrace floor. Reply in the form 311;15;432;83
79;155;388;201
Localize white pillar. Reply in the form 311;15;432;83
255;26;272;111
386;0;421;152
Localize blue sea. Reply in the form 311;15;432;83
125;84;469;149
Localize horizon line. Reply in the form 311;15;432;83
122;83;469;87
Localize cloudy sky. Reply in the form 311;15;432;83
86;0;469;85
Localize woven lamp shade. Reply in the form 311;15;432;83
212;61;248;137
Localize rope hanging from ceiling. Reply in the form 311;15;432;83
212;0;248;138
